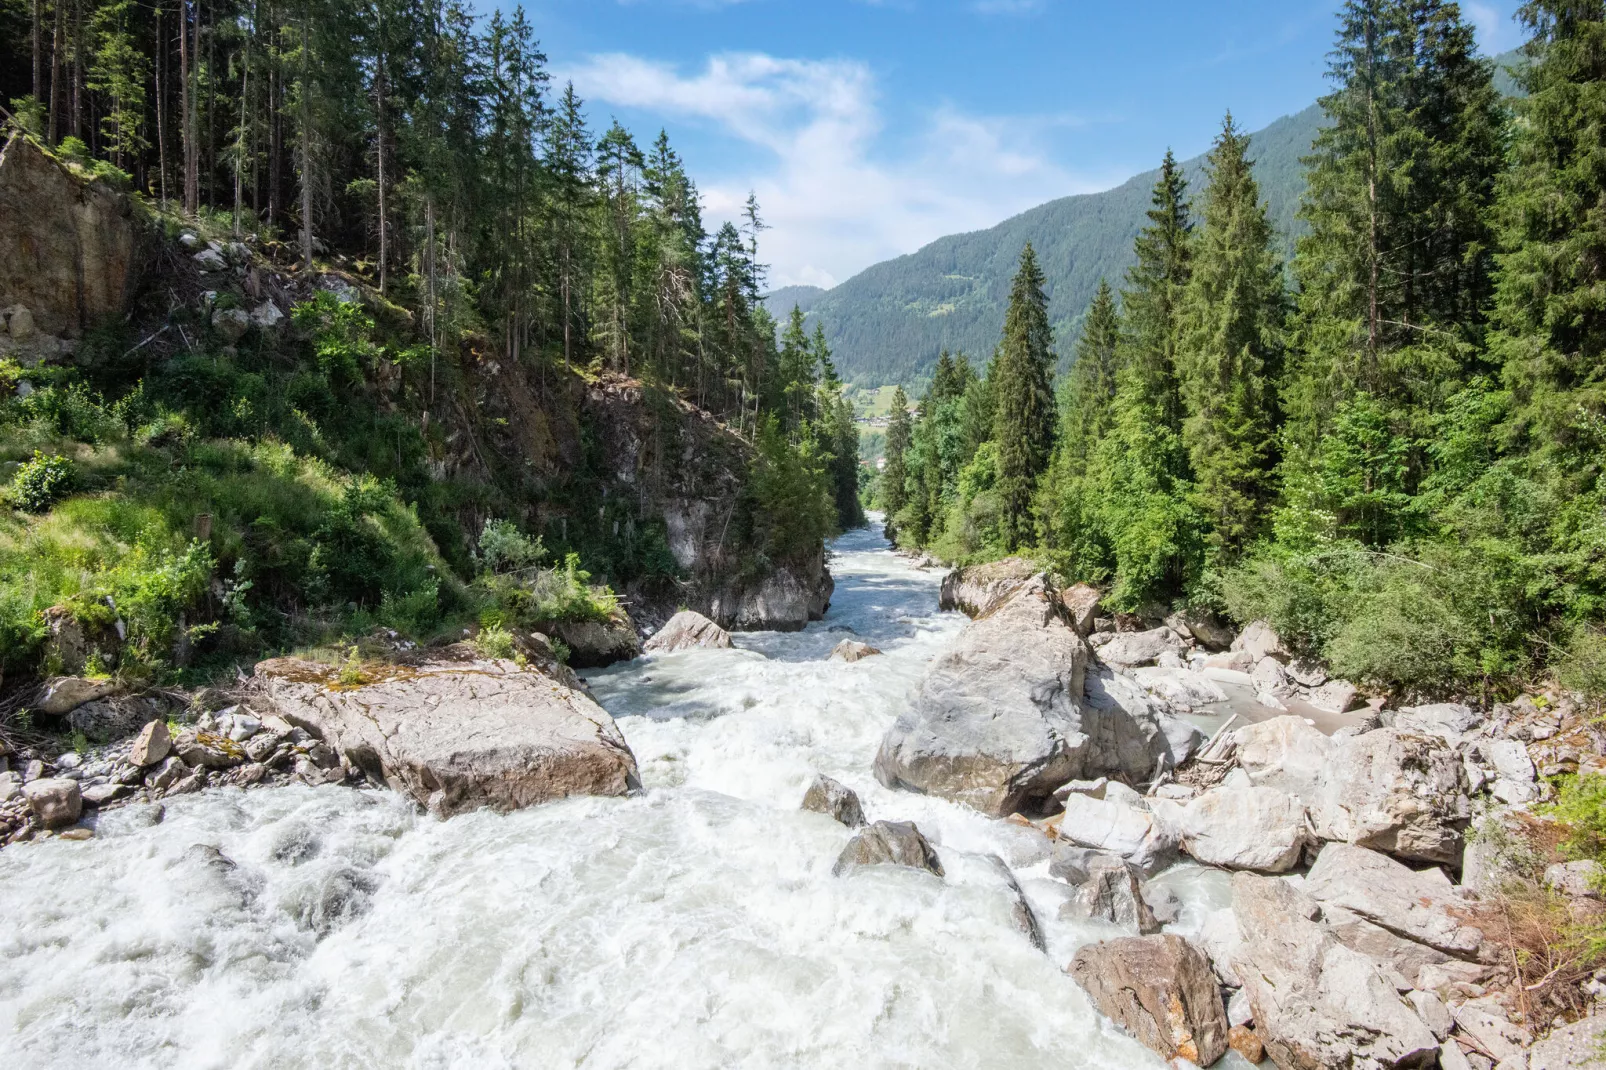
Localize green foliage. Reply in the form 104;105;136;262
1559;627;1606;710
473;623;516;660
991;243;1058;550
478;519;544;574
1550;776;1606;869
10;452;77;513
748;417;836;565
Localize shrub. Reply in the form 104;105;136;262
473;623;515;660
11;451;77;512
478;519;544;574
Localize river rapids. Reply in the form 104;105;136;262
0;521;1250;1069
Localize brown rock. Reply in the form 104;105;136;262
1227;1025;1264;1064
829;639;882;662
1067;934;1228;1067
256;656;639;817
22;777;82;828
643;610;733;654
801;774;865;827
129;719;172;767
832;820;944;878
0;134;140;338
1061;583;1102;636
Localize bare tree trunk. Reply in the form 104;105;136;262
180;0;195;214
298;2;313;270
47;0;63;143
375;53;387;294
156;0;169;207
71;0;82;140
32;0;43;104
235;38;248;236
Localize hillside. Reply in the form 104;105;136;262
786;52;1521;391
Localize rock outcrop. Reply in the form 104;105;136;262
1180;785;1309;873
832;820;944;877
710;557;834;632
938;557;1038;618
1303;843;1487;958
0;134;141;345
255;654;639;816
539;612;641;668
1061;854;1163;933
643;610;732;654
876;576;1203;817
1068;935;1229;1067
829;639;881;662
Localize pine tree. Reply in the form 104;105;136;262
1060;279;1121;465
545;81;591;370
778;304;815;433
1177;115;1285;557
1490;0;1606;483
1121;150;1193;432
991;242;1057;550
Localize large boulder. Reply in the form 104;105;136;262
1228;873;1441;1070
1056;793;1179;874
1394;703;1482;742
938;557;1038;618
712;561;833;632
539;613;641;669
1067;935;1229;1067
1180;785;1309;872
832;820;944;878
23;777;83;828
0;134;140;341
1303;843;1487;958
1094;627;1186;669
643;610;732;654
1232;717;1469;865
1231;620;1291;663
36;676;120;715
1060;854;1162;933
1061;583;1103;636
255;655;639;817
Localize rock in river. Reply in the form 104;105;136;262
643;610;732;654
1068;935;1228;1067
833;820;944;878
255;654;639;817
801;774;865;827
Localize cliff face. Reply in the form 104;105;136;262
0;134;141;349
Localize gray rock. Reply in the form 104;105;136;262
1529;1017;1606;1069
982;853;1046;950
1408;989;1453;1040
22;758;44;782
1143;883;1183;925
1252;655;1294;698
800;774;864;827
257;656;639;816
1061;583;1102;636
1488;739;1537;797
1396;703;1482;740
1451;997;1533;1066
36;676;120;715
1097;627;1185;669
1055;793;1181;877
1319;903;1453;987
1303;843;1486;958
1067;935;1229;1067
1180;785;1309;872
212;307;251;341
23;777;82;827
250;300;284;329
643;610;732;654
192;248;227;272
829;639;882;662
1286;659;1328;688
938;557;1038;618
1226;987;1253;1028
1545;860;1606;900
80;781;127;806
1048;841;1119;885
1441;1040;1477;1070
144;756;184;791
540;615;642;669
712;561;834;632
1228;873;1440;1070
129;719;172;766
0;771;18;803
1168;609;1234;651
174;731;245;770
832;820;943;878
1307;679;1362;714
1059;854;1161;934
1230;620;1290;663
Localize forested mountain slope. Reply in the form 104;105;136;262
789;52;1519;392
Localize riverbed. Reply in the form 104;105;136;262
0;521;1248;1069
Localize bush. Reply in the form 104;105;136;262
473;623;515;660
478;519;544;574
11;452;76;512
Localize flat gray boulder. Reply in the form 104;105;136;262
1095;627;1185;668
832;820;943;877
1068;935;1228;1067
644;610;733;654
1180;785;1309;872
256;655;639;817
1304;842;1487;958
1228;873;1440;1070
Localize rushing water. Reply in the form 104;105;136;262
0;521;1249;1069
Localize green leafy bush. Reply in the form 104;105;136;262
11;452;77;513
473;623;515;660
478;519;544;574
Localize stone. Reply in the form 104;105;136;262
80;781;127;806
0;135;139;339
1319;904;1453;987
211;307;251;341
1307;679;1362;714
1451;997;1533;1065
1057;793;1167;861
1488;739;1537;786
23;758;45;782
1251;655;1294;699
251;300;284;329
1230;620;1290;663
3;303;35;339
938;556;1038;618
129;719;172;766
174;731;245;770
1441;1040;1477;1070
1061;583;1102;636
258;656;638;816
22;777;82;827
67;695;168;744
540;613;641;669
1226;988;1253;1028
1227;1026;1264;1064
1396;703;1483;741
1067;935;1228;1066
982;853;1046;950
1180;785;1309;872
1286;659;1328;688
1060;855;1162;934
1546;860;1606;899
643;610;733;654
1202;649;1255;673
1529;1018;1606;1069
800;774;864;827
1408;989;1453;1040
1304;843;1485;958
193;248;227;272
1098;627;1186;669
832;820;943;878
1228;873;1440;1070
710;560;833;632
144;756;184;791
0;772;18;803
36;676;120;715
1049;841;1121;885
829;639;882;662
216;710;261;742
1144;883;1183;925
1131;666;1228;708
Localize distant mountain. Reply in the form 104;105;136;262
775;52;1521;392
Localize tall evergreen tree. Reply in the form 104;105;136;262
1060;279;1121;466
1177;115;1285;557
882;385;912;523
1121;150;1193;432
991;242;1057;550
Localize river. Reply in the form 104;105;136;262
0;520;1247;1069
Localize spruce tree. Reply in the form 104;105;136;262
1177;115;1285;557
1122;150;1193;432
991;242;1058;550
882;385;912;523
1061;280;1121;465
1490;0;1606;483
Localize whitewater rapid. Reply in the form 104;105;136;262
0;522;1246;1069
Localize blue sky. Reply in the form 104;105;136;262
496;0;1526;290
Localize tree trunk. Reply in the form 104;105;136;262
32;0;43;104
47;0;63;143
180;0;195;214
299;2;313;270
71;0;82;140
376;54;388;294
156;0;169;207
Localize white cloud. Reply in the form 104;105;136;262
559;51;1113;289
1466;2;1522;53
